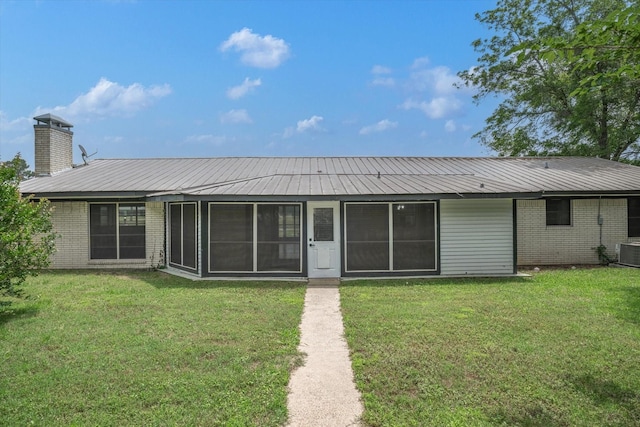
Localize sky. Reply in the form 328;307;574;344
0;0;501;168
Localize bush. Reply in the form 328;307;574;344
0;163;56;309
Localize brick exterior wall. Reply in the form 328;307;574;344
517;198;634;265
34;125;73;176
48;201;165;269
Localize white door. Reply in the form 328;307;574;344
307;201;341;278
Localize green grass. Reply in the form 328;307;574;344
341;267;640;427
0;271;306;426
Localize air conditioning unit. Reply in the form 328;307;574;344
619;243;640;267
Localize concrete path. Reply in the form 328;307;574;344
286;285;363;427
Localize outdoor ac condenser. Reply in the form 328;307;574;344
619;243;640;267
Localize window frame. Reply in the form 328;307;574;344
89;202;146;260
545;198;572;226
207;202;303;274
343;201;438;273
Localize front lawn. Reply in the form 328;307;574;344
0;271;306;426
341;267;640;426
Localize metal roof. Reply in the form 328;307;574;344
19;156;640;199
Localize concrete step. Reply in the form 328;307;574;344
307;278;341;287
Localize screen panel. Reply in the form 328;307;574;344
345;204;389;271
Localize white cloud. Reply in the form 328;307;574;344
0;112;35;151
371;65;392;75
34;78;171;119
359;119;398;135
0;112;31;132
370;64;395;87
410;65;460;95
283;115;325;138
226;77;262;100
220;28;290;69
220;109;252;124
0;132;31;146
296;115;324;132
444;120;456;132
411;56;430;69
401;97;462;119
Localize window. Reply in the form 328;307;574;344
210;204;253;271
169;203;197;269
257;205;301;271
280;205;300;239
345;204;389;271
313;208;334;241
208;203;302;273
345;202;437;272
629;198;640;237
90;203;145;259
546;198;571;226
393;203;436;270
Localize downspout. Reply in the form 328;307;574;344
597;196;609;264
598;196;603;247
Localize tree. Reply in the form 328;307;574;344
0;152;34;181
458;0;640;163
0;157;56;310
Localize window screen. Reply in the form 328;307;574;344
169;203;197;269
90;204;117;259
257;205;301;271
280;205;300;239
182;204;197;269
345;204;389;271
345;202;437;272
393;203;436;270
209;203;302;273
170;204;182;265
209;204;253;271
546;199;571;226
629;198;640;237
119;204;145;259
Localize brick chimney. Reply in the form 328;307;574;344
33;113;74;176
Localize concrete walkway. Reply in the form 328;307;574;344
286;285;363;427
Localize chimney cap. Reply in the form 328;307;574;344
33;113;73;129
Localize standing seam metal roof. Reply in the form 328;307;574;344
18;156;640;197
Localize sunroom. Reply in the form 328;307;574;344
165;199;440;279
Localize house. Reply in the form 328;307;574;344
20;114;640;279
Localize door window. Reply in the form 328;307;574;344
313;208;334;241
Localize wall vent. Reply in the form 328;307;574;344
619;243;640;267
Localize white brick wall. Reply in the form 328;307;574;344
48;201;89;268
517;198;632;265
34;126;73;175
48;201;165;269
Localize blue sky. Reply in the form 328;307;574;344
0;0;499;168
